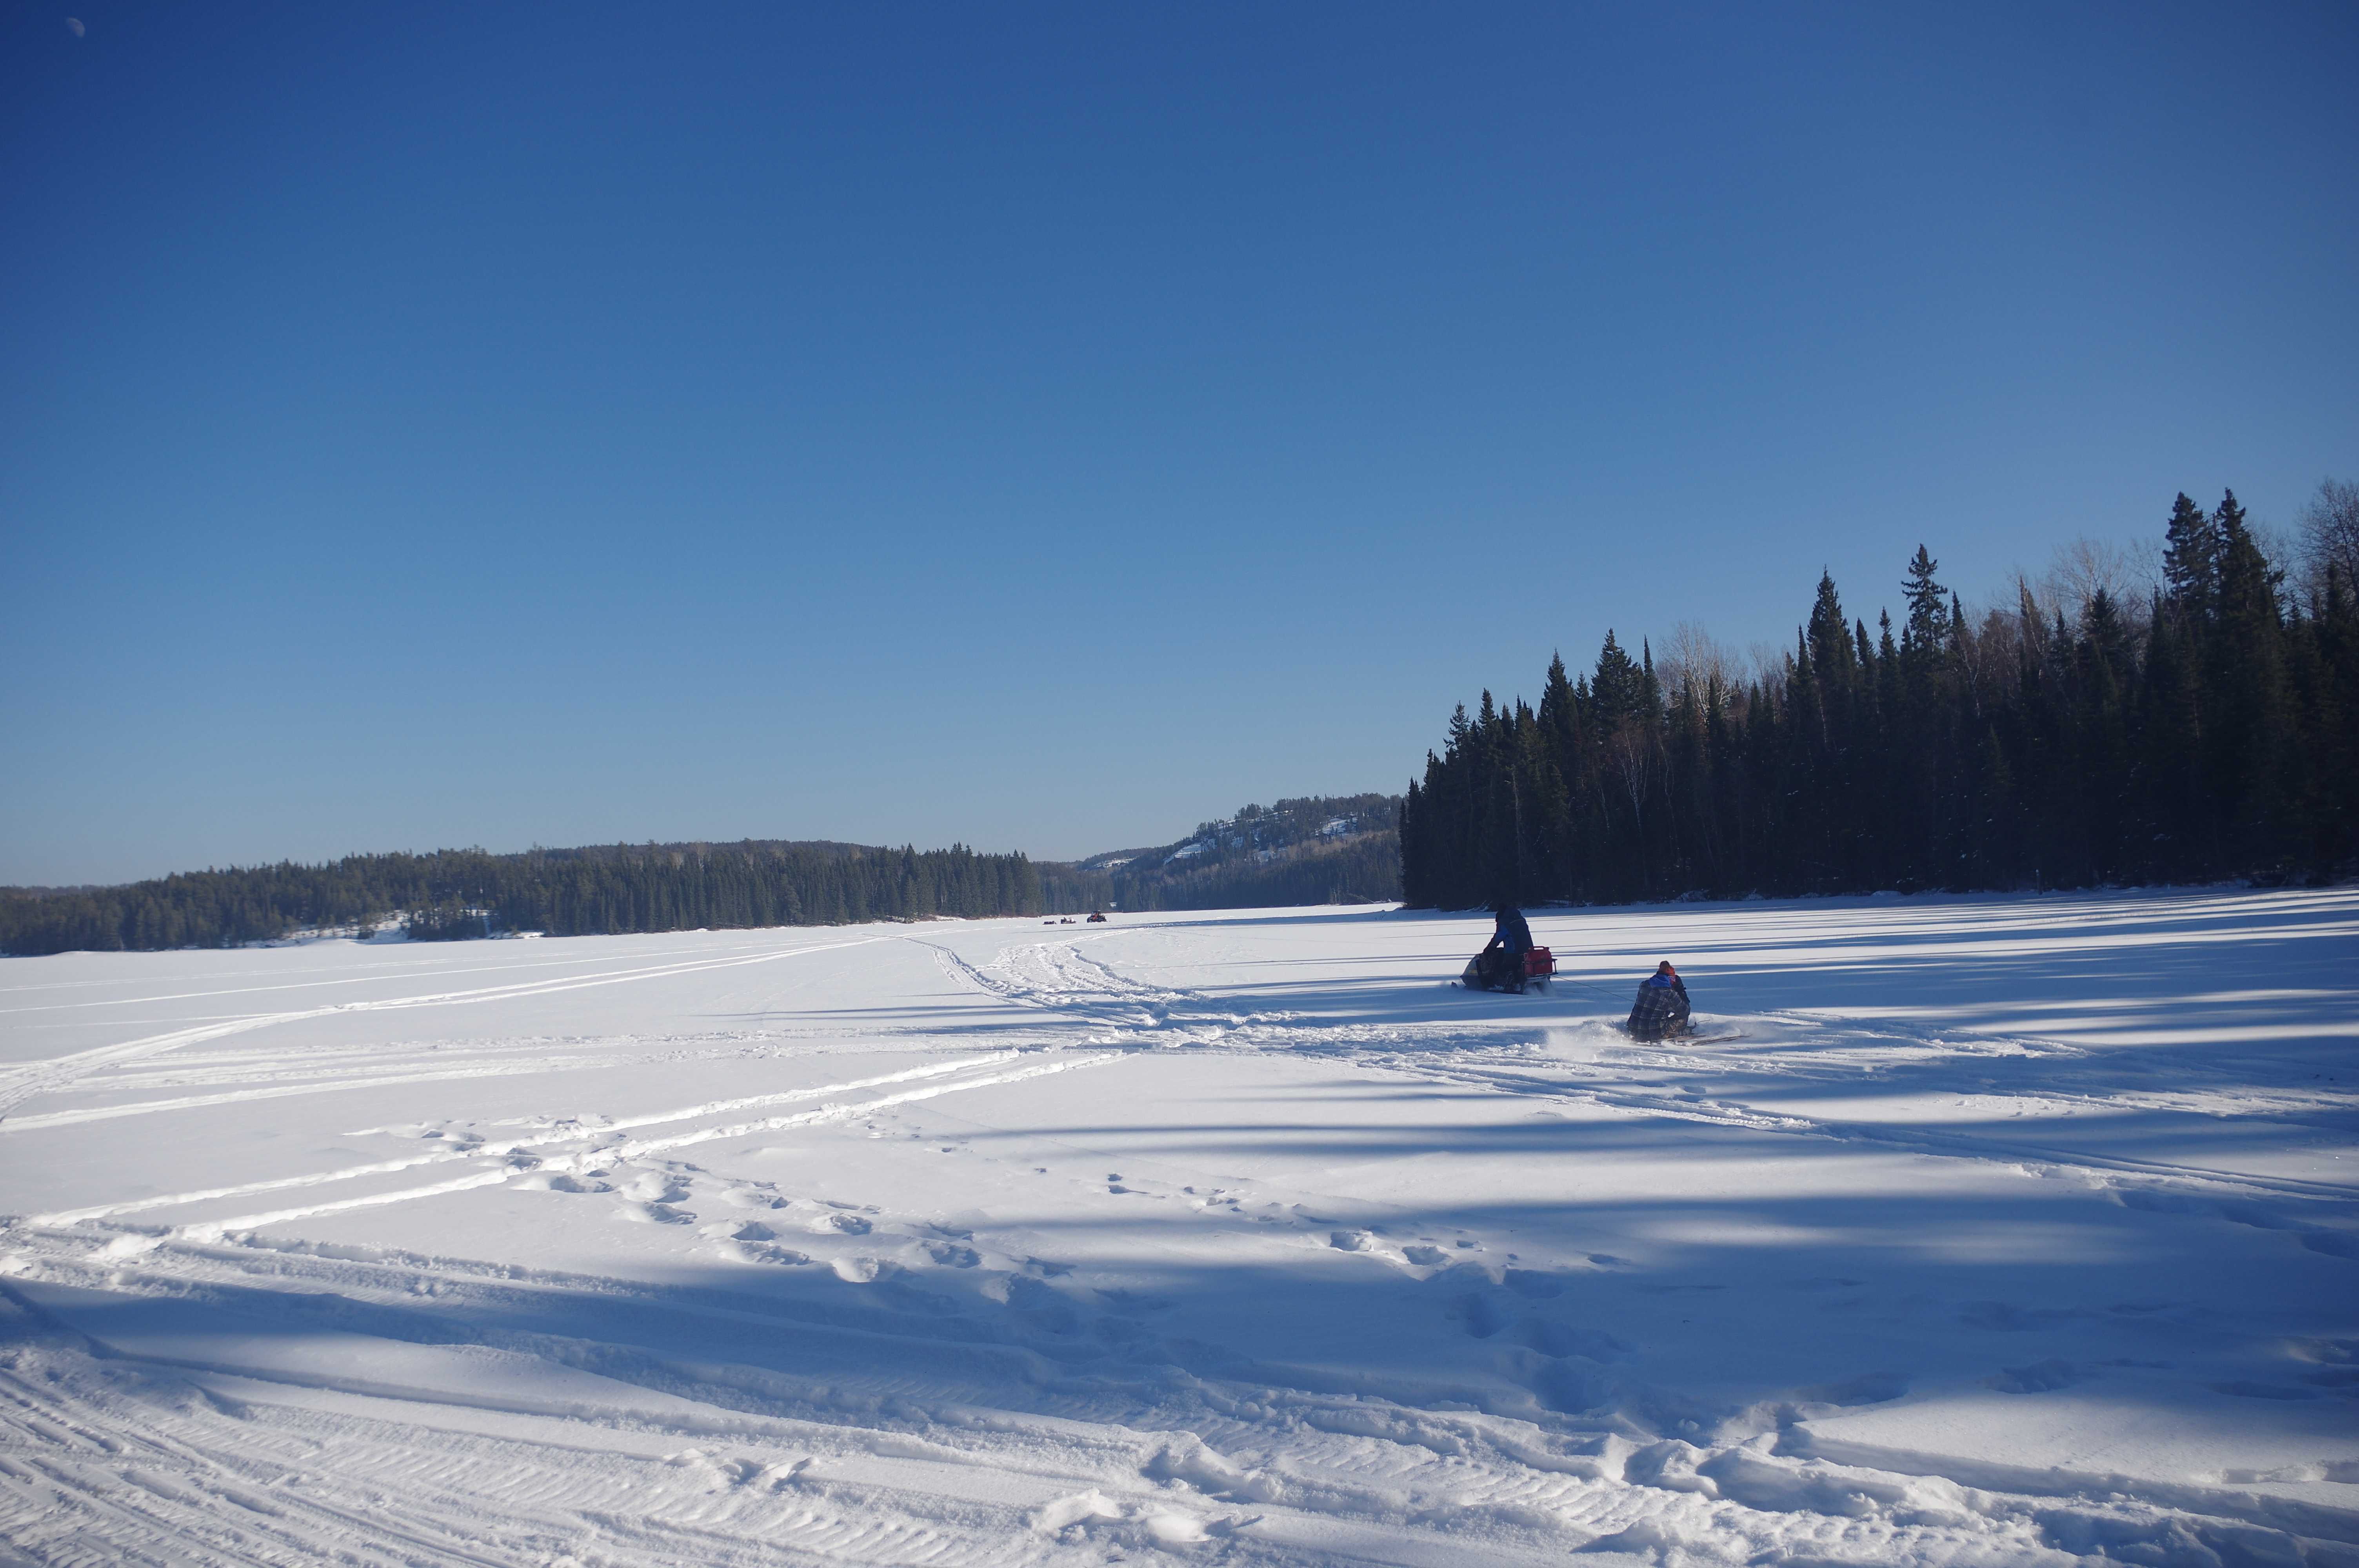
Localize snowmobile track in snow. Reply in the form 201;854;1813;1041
2;891;2352;1567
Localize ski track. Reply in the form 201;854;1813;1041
1349;1037;2359;1205
30;1049;1118;1236
2;898;2354;1566
0;937;890;1118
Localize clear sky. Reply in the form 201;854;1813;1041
5;2;2355;887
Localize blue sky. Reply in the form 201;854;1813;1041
5;2;2354;886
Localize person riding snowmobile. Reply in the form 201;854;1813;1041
1625;961;1691;1040
1463;903;1534;992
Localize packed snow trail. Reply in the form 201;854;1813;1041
0;889;2353;1566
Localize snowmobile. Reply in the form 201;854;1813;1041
1624;1020;1743;1045
1458;945;1554;994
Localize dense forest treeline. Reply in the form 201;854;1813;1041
1401;487;2359;907
0;791;1406;955
0;840;1061;956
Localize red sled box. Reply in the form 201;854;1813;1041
1523;946;1555;978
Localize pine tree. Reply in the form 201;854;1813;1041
2162;493;2220;626
2204;491;2294;869
1900;546;1948;665
1591;632;1646;726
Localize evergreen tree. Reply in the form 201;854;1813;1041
2205;490;2293;869
2162;492;2220;625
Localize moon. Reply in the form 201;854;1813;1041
65;16;84;36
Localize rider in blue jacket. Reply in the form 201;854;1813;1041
1471;903;1534;991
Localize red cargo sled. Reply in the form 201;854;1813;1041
1458;944;1558;994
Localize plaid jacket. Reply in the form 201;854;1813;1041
1626;978;1690;1038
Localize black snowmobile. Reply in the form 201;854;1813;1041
1458;904;1552;994
1461;947;1554;993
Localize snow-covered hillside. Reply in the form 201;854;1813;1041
1;889;2353;1566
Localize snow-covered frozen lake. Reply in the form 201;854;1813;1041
2;888;2353;1566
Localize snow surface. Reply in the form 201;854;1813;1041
0;887;2353;1566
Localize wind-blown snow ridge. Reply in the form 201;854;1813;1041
0;890;2352;1566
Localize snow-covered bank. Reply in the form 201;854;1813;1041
1;888;2352;1565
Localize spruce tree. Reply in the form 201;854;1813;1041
2162;493;2219;626
1591;632;1646;726
2206;492;2293;869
